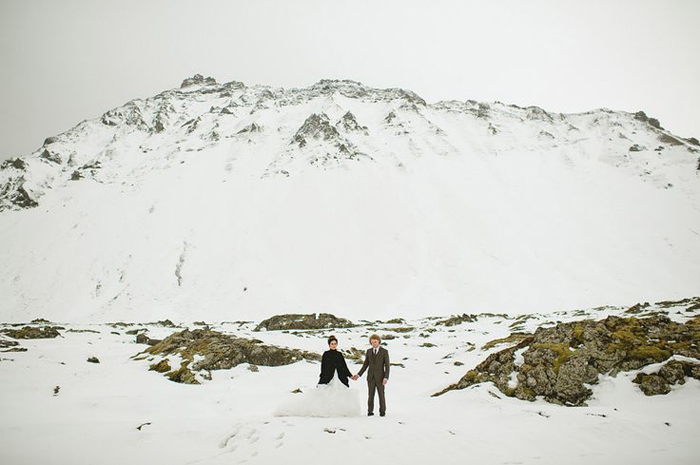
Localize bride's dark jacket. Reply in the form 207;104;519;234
319;349;353;387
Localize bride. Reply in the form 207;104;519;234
274;335;361;417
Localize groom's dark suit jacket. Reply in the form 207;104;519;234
357;346;390;382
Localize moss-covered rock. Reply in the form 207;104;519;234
481;333;533;351
390;327;415;333
632;360;700;395
1;325;62;339
433;314;700;406
0;339;19;349
254;313;354;331
125;328;147;335
149;359;171;373
342;347;364;361
436;314;478;326
133;328;321;384
135;333;161;345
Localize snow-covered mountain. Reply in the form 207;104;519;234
1;74;699;323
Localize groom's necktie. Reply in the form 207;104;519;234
373;348;377;355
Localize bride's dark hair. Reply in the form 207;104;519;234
327;335;338;346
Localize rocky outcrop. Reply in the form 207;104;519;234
180;74;218;88
0;339;20;349
292;113;342;148
634;110;663;129
133;328;321;384
254;313;355;331
0;158;27;170
632;359;700;395
0;175;39;212
433;314;700;406
436;314;479;326
336;111;368;134
1;325;63;339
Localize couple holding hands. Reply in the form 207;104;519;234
274;334;390;417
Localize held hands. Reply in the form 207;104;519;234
352;374;359;381
383;378;388;386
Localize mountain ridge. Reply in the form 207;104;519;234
0;73;699;323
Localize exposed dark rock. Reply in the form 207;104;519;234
125;328;147;335
87;356;100;363
236;123;261;134
148;359;171;373
2;347;28;352
481;333;533;351
110;321;135;328
71;160;102;180
526;106;554;122
1;326;62;339
100;101;149;130
436;314;478;326
181;74;218;88
0;339;19;349
388;327;414;333
255;313;354;331
133;328;321;384
39;149;62;164
634;111;649;122
336;111;368;133
136;333;161;345
629;144;645;152
433;314;700;406
655;297;700;308
0;176;39;211
633;360;700;395
625;302;651;314
342;347;364;361
476;102;490;118
659;133;684;146
292;113;341;148
0;158;26;170
148;319;178;328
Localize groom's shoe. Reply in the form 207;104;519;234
380;412;386;417
367;412;374;416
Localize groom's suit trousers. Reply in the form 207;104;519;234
367;378;386;414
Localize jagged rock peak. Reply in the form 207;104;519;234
292;113;340;148
312;79;366;89
180;74;218;88
337;111;368;133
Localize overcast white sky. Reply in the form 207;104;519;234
1;0;698;161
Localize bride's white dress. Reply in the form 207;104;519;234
274;372;362;417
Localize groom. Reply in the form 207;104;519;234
352;334;390;417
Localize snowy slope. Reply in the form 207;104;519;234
1;75;699;323
1;300;698;464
